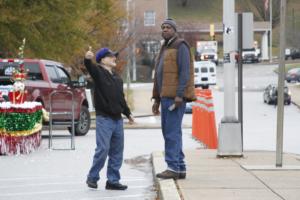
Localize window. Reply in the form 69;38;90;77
45;65;59;83
26;63;43;80
144;11;155;26
201;68;208;73
209;67;215;73
56;66;70;84
0;62;42;80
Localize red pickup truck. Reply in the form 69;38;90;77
0;58;91;136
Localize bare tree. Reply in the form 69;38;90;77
242;0;290;28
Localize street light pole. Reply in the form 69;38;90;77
276;0;287;168
270;0;273;62
217;0;242;157
131;0;136;82
126;0;132;101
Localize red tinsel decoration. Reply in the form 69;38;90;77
0;131;41;155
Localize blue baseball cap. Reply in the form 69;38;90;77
95;47;118;63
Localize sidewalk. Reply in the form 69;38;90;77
152;149;300;200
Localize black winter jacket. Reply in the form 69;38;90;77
84;58;131;119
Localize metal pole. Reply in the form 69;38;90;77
132;0;136;82
217;0;242;157
166;0;168;18
223;0;236;121
126;0;131;101
270;0;273;62
237;13;243;152
292;8;295;42
276;0;287;168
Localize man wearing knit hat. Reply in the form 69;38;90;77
84;47;134;190
152;18;195;179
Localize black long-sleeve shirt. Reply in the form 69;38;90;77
84;58;131;120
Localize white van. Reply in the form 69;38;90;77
193;61;216;89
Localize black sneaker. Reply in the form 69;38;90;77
156;170;180;179
105;181;128;190
86;180;98;189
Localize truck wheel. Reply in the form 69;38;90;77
68;106;91;136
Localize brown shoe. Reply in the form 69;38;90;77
156;170;180;179
178;172;186;179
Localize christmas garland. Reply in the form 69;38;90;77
0;111;42;132
0;101;42;132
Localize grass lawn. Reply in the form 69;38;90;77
273;62;300;74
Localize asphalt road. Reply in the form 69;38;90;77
0;128;201;200
214;62;300;154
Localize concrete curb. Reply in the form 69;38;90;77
151;151;181;200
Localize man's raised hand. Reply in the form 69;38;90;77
85;46;94;59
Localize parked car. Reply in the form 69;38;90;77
285;68;300;83
194;61;217;89
285;48;300;60
263;84;291;105
242;48;259;63
291;49;300;60
0;58;91;136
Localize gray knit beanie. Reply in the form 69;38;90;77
162;18;177;31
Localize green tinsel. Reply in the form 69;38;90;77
0;110;42;131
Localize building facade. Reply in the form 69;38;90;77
125;0;167;81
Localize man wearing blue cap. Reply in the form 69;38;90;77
84;47;134;190
152;18;195;179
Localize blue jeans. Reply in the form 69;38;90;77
161;97;186;172
87;115;124;184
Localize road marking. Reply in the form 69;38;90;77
0;180;152;189
78;194;156;200
0;181;83;189
0;185;151;197
0;176;147;182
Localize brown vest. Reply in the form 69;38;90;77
153;37;195;102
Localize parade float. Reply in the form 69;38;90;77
0;39;43;155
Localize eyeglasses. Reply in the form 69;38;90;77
161;25;172;30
